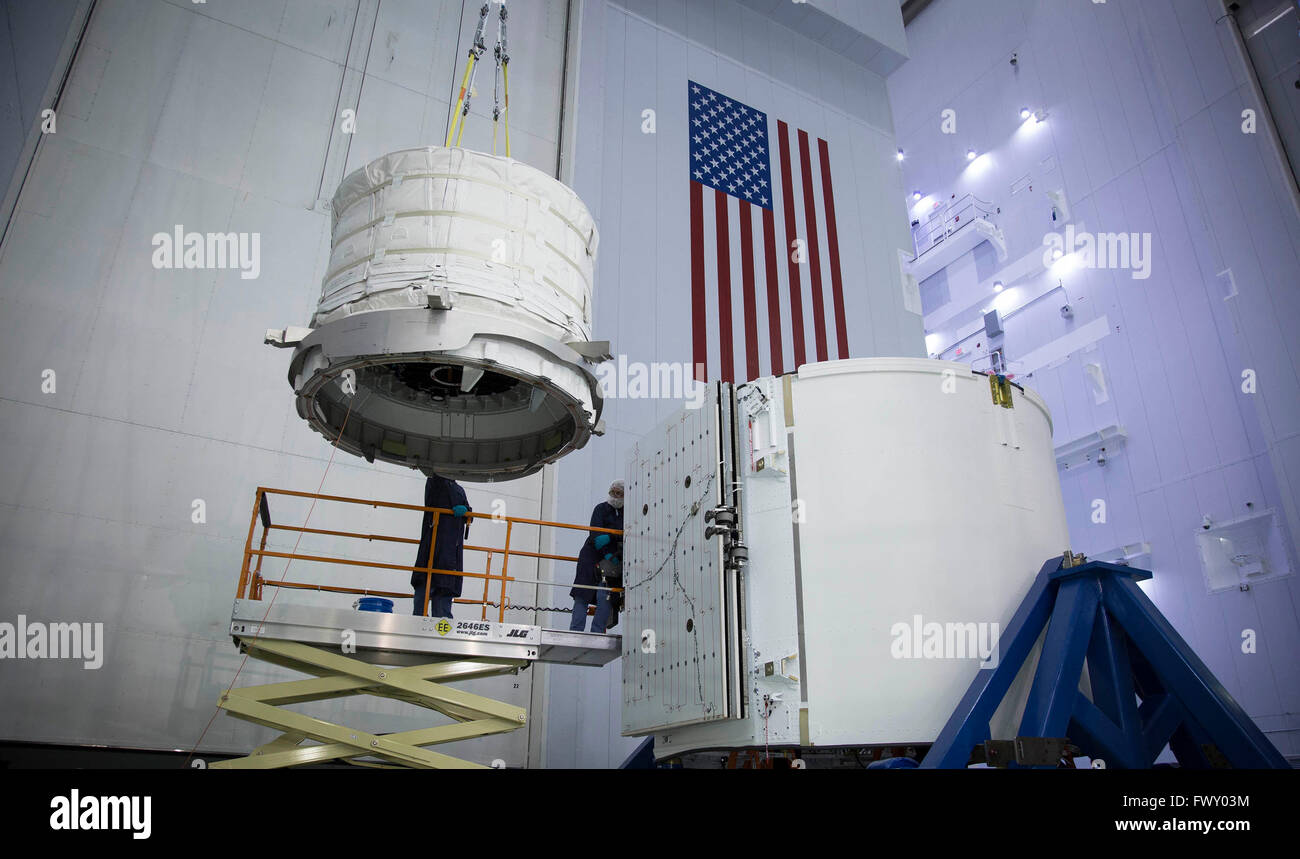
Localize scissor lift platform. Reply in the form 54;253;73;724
215;603;621;769
218;487;625;768
230;600;621;668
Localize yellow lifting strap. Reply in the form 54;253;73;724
446;55;475;147
447;3;491;148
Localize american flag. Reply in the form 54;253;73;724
688;80;849;383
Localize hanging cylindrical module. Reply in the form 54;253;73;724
269;147;608;481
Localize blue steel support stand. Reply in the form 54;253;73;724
619;736;655;769
920;555;1289;769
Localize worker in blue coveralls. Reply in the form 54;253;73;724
412;471;472;619
569;479;624;633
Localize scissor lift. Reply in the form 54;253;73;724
212;487;621;769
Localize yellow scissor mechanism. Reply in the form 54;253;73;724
212;639;526;769
447;1;511;156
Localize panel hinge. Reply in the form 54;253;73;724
704;507;748;572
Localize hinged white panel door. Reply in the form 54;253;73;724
621;384;737;735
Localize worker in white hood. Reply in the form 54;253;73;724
569;480;624;632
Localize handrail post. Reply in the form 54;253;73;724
237;489;263;600
481;550;493;621
498;521;513;623
251;527;270;598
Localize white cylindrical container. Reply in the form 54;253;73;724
788;358;1068;747
272;147;606;480
621;359;1070;757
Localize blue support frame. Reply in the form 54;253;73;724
619;736;655;769
921;556;1289;769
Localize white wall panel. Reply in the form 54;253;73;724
239;44;341;208
277;0;360;65
148;16;275;187
160;0;287;40
0;0;571;763
891;0;1300;755
0;0;83;212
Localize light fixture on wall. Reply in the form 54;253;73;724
1020;107;1031;120
993;280;1004;292
897;148;905;161
912;190;922;200
966;148;977;160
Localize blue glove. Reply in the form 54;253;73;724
452;504;469;518
594;534;611;550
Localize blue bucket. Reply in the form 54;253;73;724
355;597;394;613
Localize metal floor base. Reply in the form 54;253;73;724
230;600;621;667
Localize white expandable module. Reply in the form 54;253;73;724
620;358;1071;756
268;147;608;480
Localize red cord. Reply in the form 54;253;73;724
184;399;355;766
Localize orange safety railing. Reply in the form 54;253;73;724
237;487;623;623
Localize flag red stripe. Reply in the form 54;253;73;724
761;206;784;376
817;138;849;360
714;188;735;384
738;203;760;382
777;120;806;369
689;180;707;382
797;129;828;363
